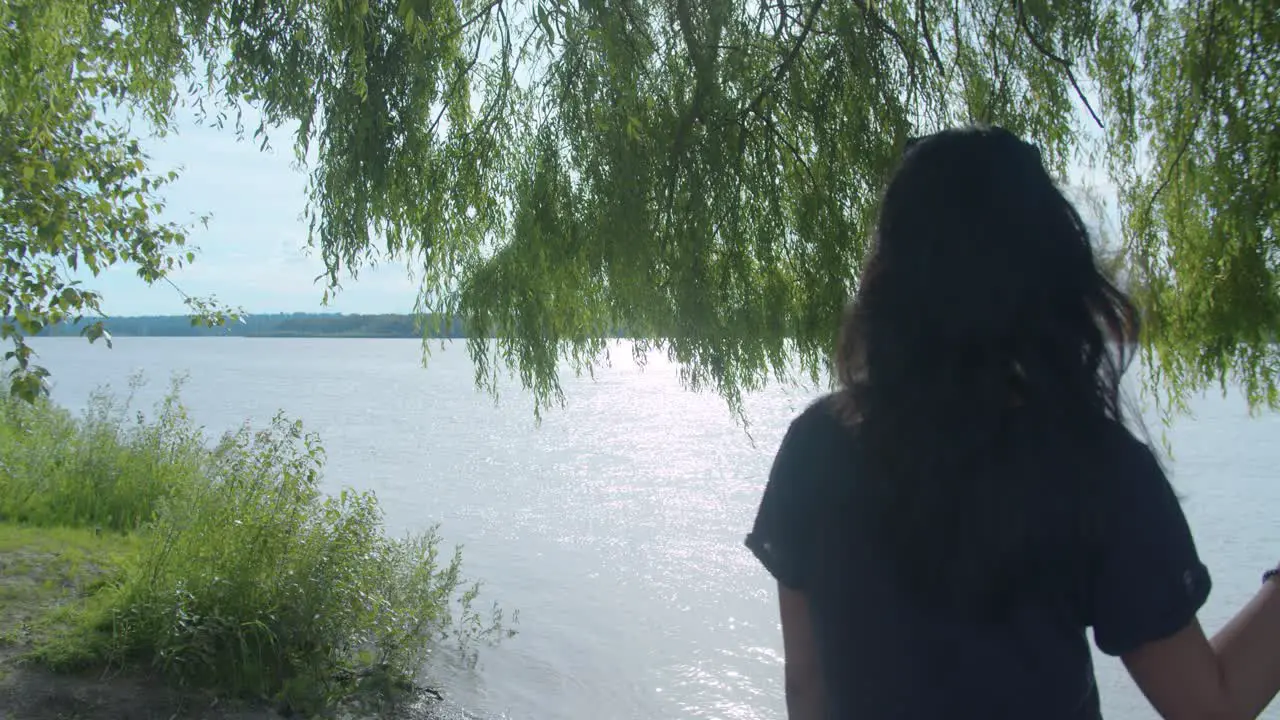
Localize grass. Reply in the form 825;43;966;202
0;377;510;716
0;524;138;649
0;381;204;532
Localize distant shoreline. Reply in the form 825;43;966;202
37;313;464;340
38;313;632;340
50;334;450;339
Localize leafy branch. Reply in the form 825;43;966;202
1012;0;1103;129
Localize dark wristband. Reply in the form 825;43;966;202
1264;568;1280;585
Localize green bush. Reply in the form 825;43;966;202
0;380;508;714
0;376;203;531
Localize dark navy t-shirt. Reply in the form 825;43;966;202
746;397;1211;719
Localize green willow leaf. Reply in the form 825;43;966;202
2;0;1276;419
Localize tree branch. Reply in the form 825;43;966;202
460;1;514;146
460;0;504;32
980;10;1014;122
917;0;947;76
429;5;494;137
1145;0;1220;218
852;0;918;86
617;0;658;58
1013;0;1103;129
742;0;825;119
762;112;814;181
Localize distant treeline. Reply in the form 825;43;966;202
38;313;465;339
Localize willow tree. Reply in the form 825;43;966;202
3;0;1276;416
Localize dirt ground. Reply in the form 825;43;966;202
0;531;277;720
0;662;471;720
0;662;472;720
0;654;279;720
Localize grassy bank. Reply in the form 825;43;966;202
0;379;508;717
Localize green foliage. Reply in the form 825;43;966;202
0;378;203;531
0;382;508;714
0;0;243;402
1;0;1276;415
1091;1;1280;411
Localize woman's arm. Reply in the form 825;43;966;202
1092;435;1280;719
779;584;824;720
747;404;836;718
1123;577;1280;720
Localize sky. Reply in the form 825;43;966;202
84;106;421;316
84;101;1121;318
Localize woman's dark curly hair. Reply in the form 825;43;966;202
834;125;1140;618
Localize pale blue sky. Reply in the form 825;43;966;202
88;104;1120;317
86;105;420;316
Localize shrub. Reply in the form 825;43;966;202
0;375;204;531
0;379;507;714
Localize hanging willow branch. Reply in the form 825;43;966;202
3;0;1277;417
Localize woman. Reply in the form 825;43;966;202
745;126;1280;719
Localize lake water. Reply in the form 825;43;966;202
27;338;1280;719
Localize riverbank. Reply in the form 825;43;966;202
0;523;246;719
0;382;508;719
0;529;479;720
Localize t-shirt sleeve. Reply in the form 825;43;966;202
1090;436;1212;657
745;409;824;590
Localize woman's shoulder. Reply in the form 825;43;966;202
785;393;855;441
1091;417;1167;478
772;394;861;472
1095;419;1178;506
